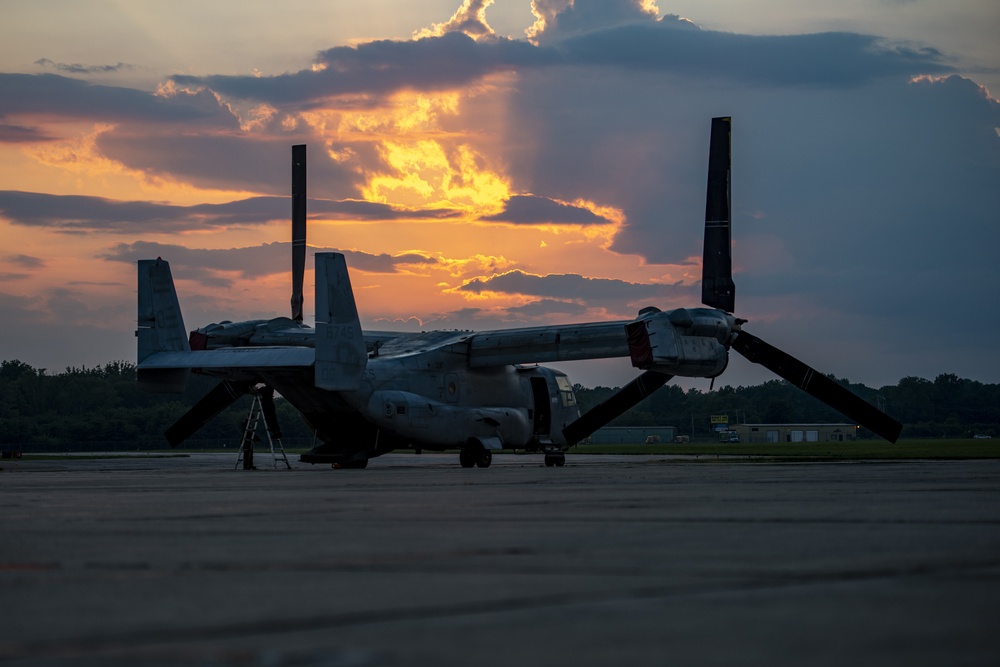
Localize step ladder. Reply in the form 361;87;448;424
234;391;291;470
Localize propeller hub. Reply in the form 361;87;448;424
627;307;733;377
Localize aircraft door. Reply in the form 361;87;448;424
530;377;551;436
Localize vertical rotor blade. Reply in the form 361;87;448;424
291;144;307;322
702;116;735;312
563;371;672;446
731;330;903;443
164;380;253;448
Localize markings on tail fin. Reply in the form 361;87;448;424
315;253;367;391
136;259;189;361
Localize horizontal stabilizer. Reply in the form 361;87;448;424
139;347;314;370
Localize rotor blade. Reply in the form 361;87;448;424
563;371;672;446
291;144;307;322
731;330;903;443
702;116;735;312
165;379;253;448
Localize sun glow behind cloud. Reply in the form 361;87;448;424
362;141;511;214
288;80;673;324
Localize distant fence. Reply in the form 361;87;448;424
1;437;319;454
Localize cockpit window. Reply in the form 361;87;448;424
555;376;577;407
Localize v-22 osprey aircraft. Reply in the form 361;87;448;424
136;117;903;468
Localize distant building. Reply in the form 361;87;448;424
734;423;857;443
589;426;677;445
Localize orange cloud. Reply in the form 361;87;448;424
413;0;498;42
14;123;257;205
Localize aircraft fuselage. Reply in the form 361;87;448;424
244;331;580;462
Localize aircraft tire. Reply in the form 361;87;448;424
544;453;565;467
476;450;492;468
459;449;476;468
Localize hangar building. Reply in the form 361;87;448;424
734;423;857;443
589;426;677;445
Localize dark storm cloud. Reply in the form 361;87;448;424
0;123;55;143
528;0;667;43
0;254;44;280
6;253;46;269
35;58;135;75
531;0;949;87
166;22;951;108
458;269;675;303
505;299;590;317
100;241;437;282
170;32;551;104
0;73;238;126
0;191;461;233
479;195;611;224
96;134;350;198
0;191;202;232
558;24;952;86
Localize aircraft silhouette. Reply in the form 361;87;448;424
137;118;902;468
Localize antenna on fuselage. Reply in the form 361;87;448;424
291;144;307;322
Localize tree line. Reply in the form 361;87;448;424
0;360;314;450
574;373;1000;439
1;359;997;450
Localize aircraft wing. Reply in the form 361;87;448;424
467;321;630;368
139;347;315;370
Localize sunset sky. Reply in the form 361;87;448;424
1;0;998;391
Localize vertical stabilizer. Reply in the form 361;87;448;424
314;253;367;391
701;116;735;312
291;144;307;322
137;259;190;392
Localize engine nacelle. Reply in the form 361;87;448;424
190;317;314;349
627;308;733;378
367;390;531;449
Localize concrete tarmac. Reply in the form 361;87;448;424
2;452;999;666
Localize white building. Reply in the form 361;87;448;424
734;423;858;443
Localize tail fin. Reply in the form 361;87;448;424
137;258;190;392
314;253;367;391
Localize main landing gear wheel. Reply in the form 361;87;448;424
476;450;492;468
459;449;476;468
544;453;566;467
459;447;492;468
